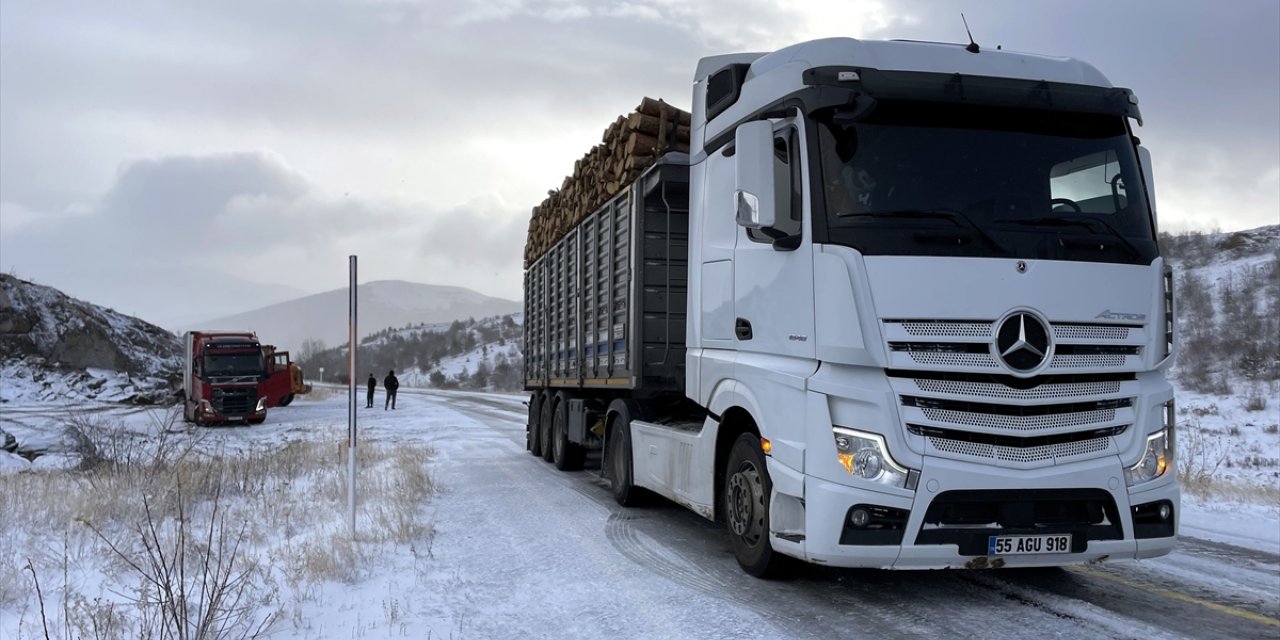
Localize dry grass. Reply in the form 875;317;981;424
1;410;436;639
1176;418;1280;505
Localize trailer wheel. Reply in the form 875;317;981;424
725;433;791;578
552;398;585;471
607;416;648;506
527;393;543;454
539;395;556;462
279;394;294;407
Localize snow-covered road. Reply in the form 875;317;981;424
386;388;1280;639
3;389;1278;639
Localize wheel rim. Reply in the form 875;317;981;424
727;462;765;546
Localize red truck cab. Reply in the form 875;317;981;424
183;331;268;425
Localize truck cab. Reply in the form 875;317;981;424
684;38;1176;572
183;331;268;425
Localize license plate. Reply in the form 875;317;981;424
987;534;1072;556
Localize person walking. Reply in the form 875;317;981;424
366;374;376;408
383;369;400;410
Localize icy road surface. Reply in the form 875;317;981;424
4;388;1278;639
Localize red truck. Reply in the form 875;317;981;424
260;345;312;408
183;330;268;425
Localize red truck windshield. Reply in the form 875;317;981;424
203;353;264;378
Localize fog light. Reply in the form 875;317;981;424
850;508;871;528
1159;503;1171;521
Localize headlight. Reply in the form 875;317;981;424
256;396;267;412
833;427;917;490
199;399;214;414
1125;402;1174;487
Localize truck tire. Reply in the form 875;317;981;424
606;413;649;507
279;394;294;407
539;395;556;462
725;433;791;578
552;396;585;471
527;393;543;454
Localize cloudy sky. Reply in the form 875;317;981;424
1;0;1277;326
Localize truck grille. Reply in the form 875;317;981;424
912;378;1122;400
908;424;1123;463
886;315;1143;467
884;318;1144;374
212;387;255;416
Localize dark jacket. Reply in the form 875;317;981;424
384;373;400;392
367;375;376;392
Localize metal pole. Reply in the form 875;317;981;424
348;256;358;536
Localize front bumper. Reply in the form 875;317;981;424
774;454;1178;569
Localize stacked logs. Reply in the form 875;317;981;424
524;97;692;267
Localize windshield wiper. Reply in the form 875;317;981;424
842;209;1011;255
993;215;1141;258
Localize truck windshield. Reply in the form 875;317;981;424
203;353;264;378
814;101;1157;264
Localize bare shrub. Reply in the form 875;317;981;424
1243;393;1269;412
85;480;278;640
1178;420;1229;493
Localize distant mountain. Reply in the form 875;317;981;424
0;274;181;404
185;280;522;354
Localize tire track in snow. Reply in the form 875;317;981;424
604;512;731;596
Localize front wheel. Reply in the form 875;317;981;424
724;433;791;578
279;394;294;407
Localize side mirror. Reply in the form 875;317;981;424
734;120;777;231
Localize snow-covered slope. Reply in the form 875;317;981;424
0;274;180;404
185;280;521;353
303;313;524;391
1162;225;1280;493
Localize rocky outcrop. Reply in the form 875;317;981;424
0;274;181;404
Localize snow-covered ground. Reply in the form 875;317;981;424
2;389;1277;639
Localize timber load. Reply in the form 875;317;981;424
524;97;691;267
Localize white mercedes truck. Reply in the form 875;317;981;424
524;37;1177;576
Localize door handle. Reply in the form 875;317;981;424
735;318;753;341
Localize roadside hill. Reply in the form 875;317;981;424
301;313;524;391
0;274;181;404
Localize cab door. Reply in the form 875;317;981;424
732;120;816;364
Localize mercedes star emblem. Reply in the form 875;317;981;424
995;312;1052;373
